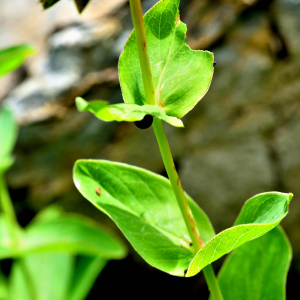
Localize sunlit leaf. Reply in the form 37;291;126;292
68;255;107;300
187;192;292;277
0;44;35;77
76;97;183;127
0;107;18;173
119;0;214;119
73;159;214;276
216;227;292;300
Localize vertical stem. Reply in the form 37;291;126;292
0;175;19;245
128;2;224;300
129;0;156;105
0;175;39;300
152;118;203;251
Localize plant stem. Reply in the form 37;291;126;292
0;174;19;245
128;1;224;299
129;0;156;105
152;118;203;250
0;175;39;300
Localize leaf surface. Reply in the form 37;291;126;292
119;0;214;118
187;192;292;277
0;44;35;77
216;226;291;300
9;253;73;300
68;255;107;300
76;97;183;127
0;214;127;260
0;107;18;173
73;159;214;276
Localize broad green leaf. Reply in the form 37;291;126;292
73;159;214;276
119;0;214;119
0;214;127;260
68;255;107;300
216;226;292;300
187;192;292;277
0;107;18;173
39;0;60;9
73;0;91;13
9;253;74;300
76;97;183;127
0;45;35;77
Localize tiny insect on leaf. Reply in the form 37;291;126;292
96;187;101;196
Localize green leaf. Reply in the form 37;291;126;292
216;226;292;300
0;44;35;77
187;192;292;277
9;253;74;300
0;107;18;173
73;159;214;276
68;255;107;300
76;97;183;127
0;214;127;260
73;0;91;13
119;0;214;119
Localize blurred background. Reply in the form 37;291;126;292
0;0;299;298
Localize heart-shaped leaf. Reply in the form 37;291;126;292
73;0;91;13
216;226;292;300
0;44;35;77
119;0;214;119
0;107;18;173
76;97;183;127
187;192;292;277
0;214;127;260
73;159;214;276
9;253;74;300
68;256;107;300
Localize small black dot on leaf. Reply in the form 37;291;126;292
213;61;217;67
134;115;153;129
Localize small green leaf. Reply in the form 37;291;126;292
73;159;214;276
216;226;292;300
9;253;74;300
119;0;214;118
76;97;183;127
0;107;18;173
187;192;292;277
0;214;127;260
73;0;91;13
68;255;107;300
0;44;35;77
39;0;60;9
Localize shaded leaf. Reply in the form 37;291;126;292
0;107;18;173
73;0;91;13
119;0;214;118
73;159;214;276
9;253;74;300
0;44;35;77
0;269;8;300
68;255;107;300
39;0;61;9
187;192;292;277
76;97;183;127
0;214;127;260
216;226;292;300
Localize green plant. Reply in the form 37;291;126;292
0;46;127;300
70;1;293;299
